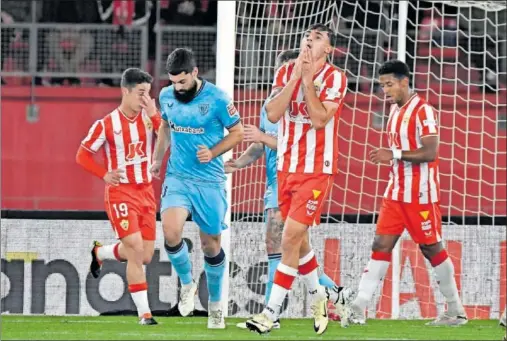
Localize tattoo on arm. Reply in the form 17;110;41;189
265;208;284;253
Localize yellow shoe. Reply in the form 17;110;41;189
245;313;274;334
311;298;329;335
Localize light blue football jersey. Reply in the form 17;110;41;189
259;102;278;189
259;102;279;210
159;80;241;186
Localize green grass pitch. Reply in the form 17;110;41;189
1;316;505;340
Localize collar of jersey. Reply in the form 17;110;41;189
191;77;206;100
398;92;419;111
117;108;141;122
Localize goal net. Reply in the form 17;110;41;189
230;0;506;320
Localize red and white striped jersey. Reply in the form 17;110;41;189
81;108;158;185
384;93;440;204
272;62;347;175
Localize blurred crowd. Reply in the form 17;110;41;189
1;0;505;91
1;0;217;85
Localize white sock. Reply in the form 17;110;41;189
131;290;151;317
433;258;464;314
182;280;195;291
299;251;327;302
353;256;390;310
263;263;297;321
97;243;119;261
208;300;221;312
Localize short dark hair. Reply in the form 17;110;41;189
275;49;299;69
166;47;196;75
120;68;153;89
378;60;410;79
306;23;336;47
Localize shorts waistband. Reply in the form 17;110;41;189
107;183;152;191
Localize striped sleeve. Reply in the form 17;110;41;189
320;69;347;105
272;63;290;90
81;120;106;153
417;104;439;137
150;112;162;132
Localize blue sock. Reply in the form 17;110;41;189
318;272;337;289
165;240;193;285
204;248;226;303
266;253;282;304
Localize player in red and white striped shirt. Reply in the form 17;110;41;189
345;60;467;327
76;68;161;325
246;24;347;335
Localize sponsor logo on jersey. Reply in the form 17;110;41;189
421;220;432;231
169;121;205;134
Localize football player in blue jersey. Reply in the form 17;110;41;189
151;48;244;329
225;50;353;329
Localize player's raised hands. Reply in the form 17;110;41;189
197;145;213;163
301;46;314;85
244;124;263;143
224;159;238;174
150;160;162;179
141;94;158;117
369;148;394;164
103;168;126;186
290;48;306;81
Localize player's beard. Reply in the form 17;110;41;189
174;80;198;103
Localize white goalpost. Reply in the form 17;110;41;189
225;0;507;320
216;0;237;318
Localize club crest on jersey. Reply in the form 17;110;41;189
314;80;322;92
199;104;210;116
144;118;153;130
120;220;129;230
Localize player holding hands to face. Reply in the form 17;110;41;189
227;49;353;330
77;68;161;325
246;23;348;335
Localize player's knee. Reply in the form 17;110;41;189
201;235;221;257
419;242;443;260
280;229;303;254
142;251;154;265
163;225;182;246
124;243;144;263
372;235;396;254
